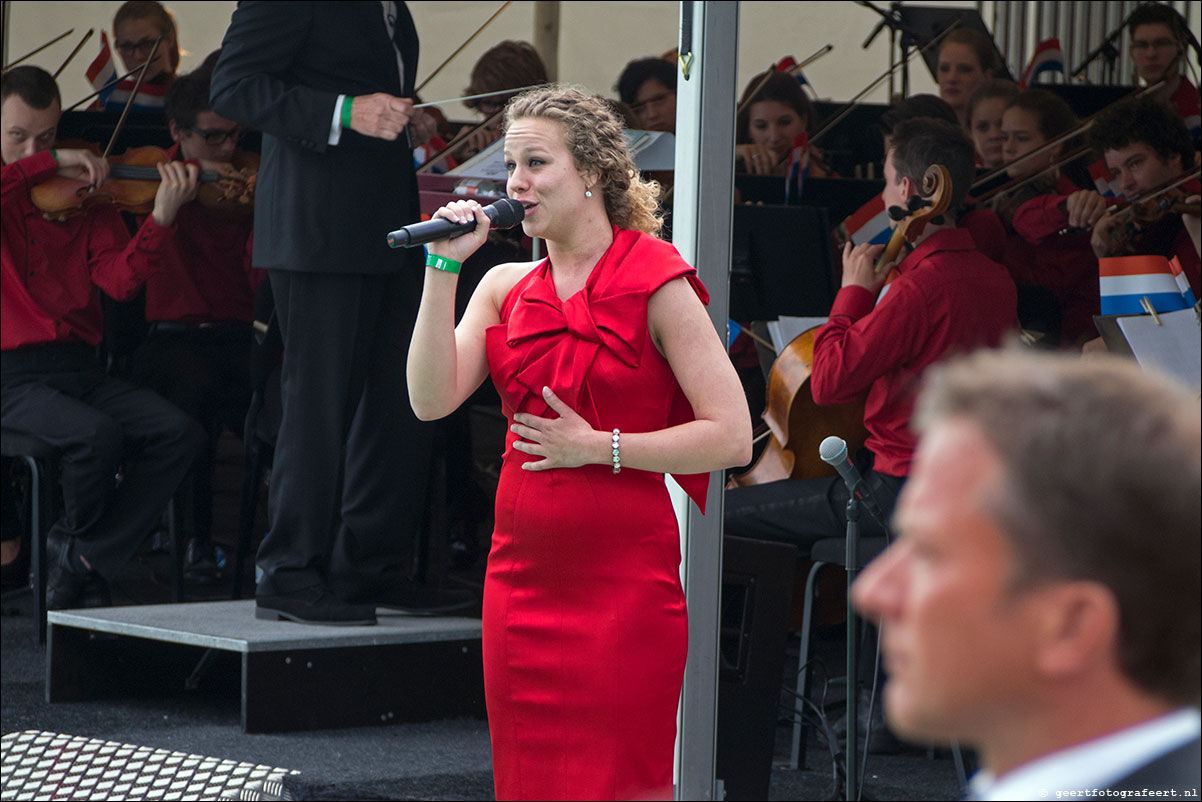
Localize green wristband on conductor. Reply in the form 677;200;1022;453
426;253;462;274
341;96;354;130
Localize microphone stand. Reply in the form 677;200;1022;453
1071;14;1128;83
843;492;863;802
856;0;927;99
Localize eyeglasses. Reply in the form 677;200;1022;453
1130;38;1178;53
115;38;162;57
188;126;245;146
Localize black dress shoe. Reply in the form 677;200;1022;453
183;537;222;584
364;582;477;615
46;551;112;610
255;586;377;626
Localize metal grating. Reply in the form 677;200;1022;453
1;730;298;801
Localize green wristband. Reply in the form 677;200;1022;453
426;253;462;274
341;96;354;131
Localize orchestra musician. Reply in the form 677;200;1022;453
1126;3;1200;140
990;90;1100;348
735;70;827;177
104;1;180;112
1087;95;1200;296
1;65;203;609
127;55;262;582
935;28;1001;129
967;79;1020;169
457;40;549;161
615;56;678;134
725;116;1016;570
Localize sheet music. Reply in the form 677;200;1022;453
766;316;828;353
1117;308;1201;392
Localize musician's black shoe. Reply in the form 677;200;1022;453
46;539;111;610
183;537;222;584
255;586;377;626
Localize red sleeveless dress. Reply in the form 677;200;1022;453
483;228;710;801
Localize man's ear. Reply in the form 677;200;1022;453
1033;581;1119;679
168;119;184;144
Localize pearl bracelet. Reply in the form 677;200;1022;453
611;429;621;474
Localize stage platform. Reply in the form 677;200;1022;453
46;601;485;734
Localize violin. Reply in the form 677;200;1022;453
31;145;254;221
1055;167;1202;244
874;164;952;272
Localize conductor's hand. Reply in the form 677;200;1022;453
511;387;600;471
349;93;414;141
54;148;110;187
151;160;200;227
425;199;491;266
841;241;894;294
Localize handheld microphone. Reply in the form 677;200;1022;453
819;435;887;527
386;198;525;249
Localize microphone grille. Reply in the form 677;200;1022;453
819;435;847;464
490;198;525;228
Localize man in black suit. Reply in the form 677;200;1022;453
211;2;451;625
852;351;1200;799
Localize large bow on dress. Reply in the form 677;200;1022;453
502;272;645;426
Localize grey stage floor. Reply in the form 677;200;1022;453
2;586;964;801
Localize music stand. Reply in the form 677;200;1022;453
730;205;837;322
900;6;1015;82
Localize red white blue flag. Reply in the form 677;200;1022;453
839;193;893;246
1099;255;1192;315
1088;160;1124;200
785;131;810;203
83;30;167;111
1019;38;1065;89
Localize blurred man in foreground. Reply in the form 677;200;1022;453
853;351;1201;800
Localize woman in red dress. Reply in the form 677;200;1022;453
406;86;751;800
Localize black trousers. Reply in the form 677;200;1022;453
130;325;253;545
723;458;905;557
1;344;204;580
259;269;433;600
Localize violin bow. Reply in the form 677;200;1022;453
416;107;505;173
971;80;1165;191
54;29;95;79
101;35;163;160
1;29;74;73
414;0;513;95
736;44;834;120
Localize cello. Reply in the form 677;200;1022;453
728;163;953;488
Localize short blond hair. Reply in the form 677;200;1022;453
504;85;662;236
915;350;1201;706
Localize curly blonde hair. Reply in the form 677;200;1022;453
504;84;663;236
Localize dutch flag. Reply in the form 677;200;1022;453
1099;255;1192;315
1088;160;1123;200
839;194;893;246
84;31;118;107
1019;38;1065;89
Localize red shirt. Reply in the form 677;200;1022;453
2;151;175;351
1008;194;1101;346
1172;76;1200;139
811;228;1017;477
140;143;260;323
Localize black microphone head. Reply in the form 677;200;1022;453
487;198;526;229
819;435;848;464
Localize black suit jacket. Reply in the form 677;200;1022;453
1098;735;1201;799
211;1;422;275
